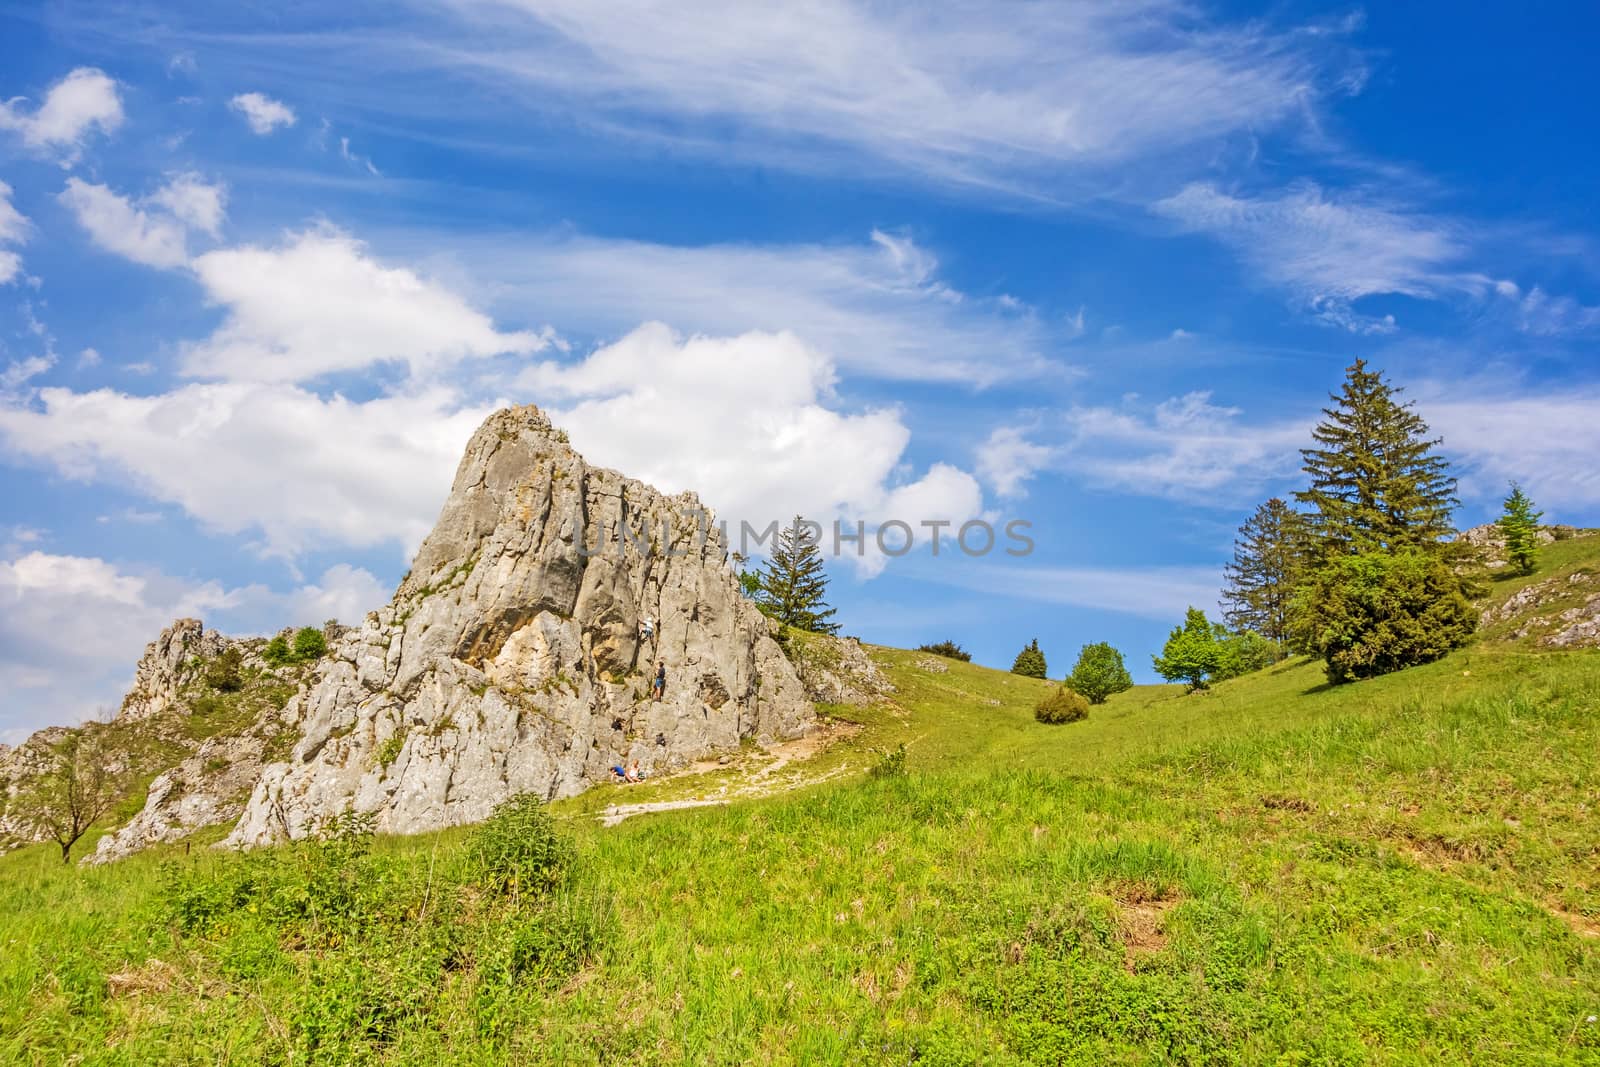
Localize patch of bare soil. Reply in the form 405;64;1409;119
1112;882;1180;972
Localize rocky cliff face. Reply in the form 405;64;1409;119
226;405;812;846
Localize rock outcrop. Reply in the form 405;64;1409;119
788;635;894;707
226;406;812;846
0;726;71;850
120;618;230;721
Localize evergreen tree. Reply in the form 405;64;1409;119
1291;550;1477;684
1497;481;1544;576
1222;499;1308;648
1152;607;1222;692
1065;642;1133;705
1010;638;1047;678
757;516;840;634
1295;359;1459;557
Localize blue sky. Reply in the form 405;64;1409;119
3;2;1598;743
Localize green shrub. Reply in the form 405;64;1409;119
375;732;406;768
1292;549;1476;684
869;742;908;778
203;646;244;692
1213;630;1280;682
464;793;574;899
917;640;972;662
263;633;291;666
292;626;328;662
1035;687;1089;724
1152;607;1222;692
1065;642;1134;704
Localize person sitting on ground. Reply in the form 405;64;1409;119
611;762;627;781
624;759;643;783
652;661;666;701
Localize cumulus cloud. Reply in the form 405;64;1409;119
58;173;227;268
528;322;984;544
183;228;547;382
229;91;297;134
0;67;123;163
0;180;27;284
0;551;387;742
0;382;492;558
976;426;1056;499
149;172;228;237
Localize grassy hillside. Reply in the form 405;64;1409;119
3;545;1598;1063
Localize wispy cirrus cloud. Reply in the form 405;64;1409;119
403;227;1056;384
1152;180;1483;332
409;0;1342;191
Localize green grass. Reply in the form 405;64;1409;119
3;546;1599;1063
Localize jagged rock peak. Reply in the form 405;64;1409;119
118;618;231;722
226;404;813;846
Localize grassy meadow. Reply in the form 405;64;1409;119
2;551;1598;1063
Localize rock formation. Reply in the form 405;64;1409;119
119;618;230;721
226;405;812;846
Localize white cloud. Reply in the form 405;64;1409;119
1;354;55;393
412;227;1053;384
0;382;492;558
530;322;983;543
229;91;297;135
183;227;547;382
1058;392;1309;504
976;426;1055;499
0;67;123;163
1426;386;1600;517
1502;285;1600;337
149;172;228;237
396;1;1341;192
919;560;1222;621
0;551;388;742
60;178;187;267
1153;181;1478;331
0;180;28;284
77;347;101;369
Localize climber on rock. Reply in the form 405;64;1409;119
651;661;666;701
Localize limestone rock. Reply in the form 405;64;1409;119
86;731;277;864
0;727;71;851
120;619;229;722
227;405;812;846
789;635;894;706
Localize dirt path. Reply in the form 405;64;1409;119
595;719;863;825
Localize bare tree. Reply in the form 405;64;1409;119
23;731;125;864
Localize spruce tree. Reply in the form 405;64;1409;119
1295;359;1459;557
1222;498;1308;648
758;516;840;634
1010;638;1047;678
1497;481;1544;576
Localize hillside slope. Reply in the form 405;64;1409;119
2;537;1597;1063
